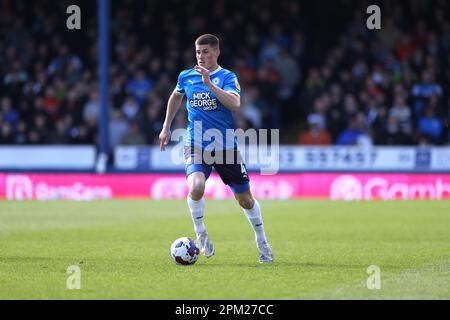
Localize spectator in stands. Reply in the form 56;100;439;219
384;114;410;145
42;86;60;120
298;113;332;145
418;107;443;144
259;38;281;65
235;57;257;84
389;95;413;138
1;97;19;128
49;118;71;144
140;103;163;144
369;105;389;145
33;113;50;143
4;61;28;93
83;90;100;124
395;34;417;61
61;89;84;125
241;86;263;129
275;47;300;102
336;113;372;146
125;69;154;106
256;58;281;105
109;109;129;149
326;84;345;139
121;121;146;145
303;68;324;108
0;122;15;144
3;62;27;103
342;94;359;120
47;45;83;78
14;120;28;144
411;70;443;116
121;95;140;120
70;124;92;144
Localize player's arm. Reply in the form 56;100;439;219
159;88;184;151
195;65;240;112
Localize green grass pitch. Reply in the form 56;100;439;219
0;199;449;299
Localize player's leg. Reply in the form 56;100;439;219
187;170;206;201
215;149;273;263
234;190;273;263
185;152;215;258
187;171;207;236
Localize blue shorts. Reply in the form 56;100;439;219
184;147;250;194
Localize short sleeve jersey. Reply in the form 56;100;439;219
175;66;241;150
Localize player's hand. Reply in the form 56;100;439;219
195;65;212;87
159;128;171;151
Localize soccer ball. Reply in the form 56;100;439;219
170;237;200;265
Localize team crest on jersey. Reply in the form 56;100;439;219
212;77;220;85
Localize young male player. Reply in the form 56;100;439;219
159;34;273;263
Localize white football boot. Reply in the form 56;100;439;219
257;240;273;263
197;231;215;258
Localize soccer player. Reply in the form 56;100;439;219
159;34;273;263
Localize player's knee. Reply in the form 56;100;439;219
238;196;254;210
189;180;205;200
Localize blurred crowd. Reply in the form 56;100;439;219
298;1;450;146
0;0;449;149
